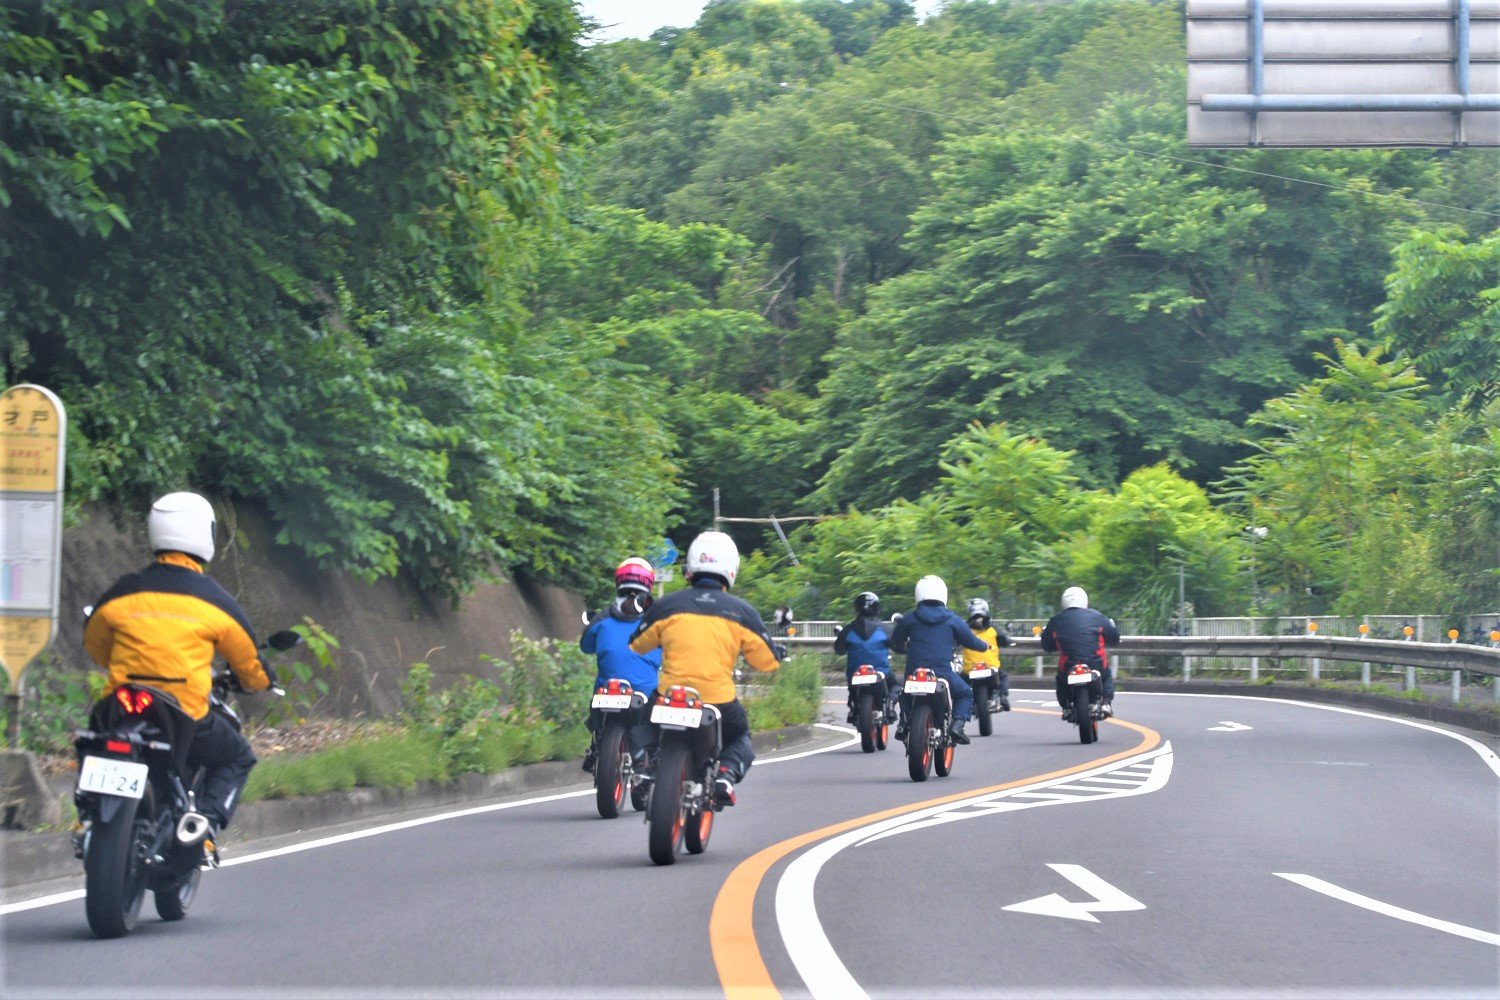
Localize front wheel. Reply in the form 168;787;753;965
685;764;715;855
934;738;955;777
906;704;933;782
154;866;201;921
1073;686;1094;745
975;682;993;737
84;791;152;938
647;742;690;866
857;691;876;753
595;723;628;819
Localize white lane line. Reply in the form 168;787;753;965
774;742;1173;1000
0;724;860;917
1118;692;1500;778
1275;873;1500;947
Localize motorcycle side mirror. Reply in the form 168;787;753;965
266;630;303;651
581;610;591;626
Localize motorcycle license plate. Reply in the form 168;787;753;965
651;705;703;729
905;679;937;695
849;673;879;686
76;756;149;800
968;668;993;679
591;694;633;710
1067;672;1093;685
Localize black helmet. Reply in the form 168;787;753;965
854;591;880;617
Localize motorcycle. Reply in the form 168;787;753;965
1063;662;1105;745
848;664;893;754
901;667;956;782
589;678;650;818
967;666;1000;737
72;629;298;938
644;685;722;866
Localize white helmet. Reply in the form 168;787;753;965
966;597;990;619
686;530;740;587
148;491;216;563
914;575;947;605
1061;586;1089;610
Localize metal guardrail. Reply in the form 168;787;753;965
784;630;1500;702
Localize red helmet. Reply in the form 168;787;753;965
615;557;656;593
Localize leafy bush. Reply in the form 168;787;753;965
745;654;822;730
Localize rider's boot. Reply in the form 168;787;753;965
894;715;908;742
712;766;737;809
581;746;597;773
1000;697;1011;712
1061;705;1075;723
948;720;971;745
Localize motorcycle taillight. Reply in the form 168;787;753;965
114;688;154;714
105;739;132;755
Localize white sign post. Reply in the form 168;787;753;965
0;384;67;747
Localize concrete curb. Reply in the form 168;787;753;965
1012;679;1500;735
0;723;823;890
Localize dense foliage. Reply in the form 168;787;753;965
7;0;1496;621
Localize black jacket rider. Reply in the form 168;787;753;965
1041;607;1121;708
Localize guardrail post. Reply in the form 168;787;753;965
1249;655;1259;682
1358;622;1371;686
1452;669;1462;703
1307;620;1320;680
1032;626;1043;678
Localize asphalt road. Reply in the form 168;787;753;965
3;688;1497;998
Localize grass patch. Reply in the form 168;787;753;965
745;654;822;730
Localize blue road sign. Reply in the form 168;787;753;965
651;538;679;569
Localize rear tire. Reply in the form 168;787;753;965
906;704;933;782
630;781;649;812
975;683;993;737
875;720;889;751
154;866;201;922
595;724;628;819
857;691;876;753
84;790;151;938
648;742;689;865
1073;687;1094;744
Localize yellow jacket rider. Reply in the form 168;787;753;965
84;492;272;833
962;597;1013;712
630;530;780;806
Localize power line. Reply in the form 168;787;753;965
752;76;1500;222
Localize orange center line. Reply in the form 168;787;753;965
709;712;1161;999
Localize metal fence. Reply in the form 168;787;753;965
785;614;1500;703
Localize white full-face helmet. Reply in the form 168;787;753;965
1061;586;1089;610
914;575;948;605
686;530;740;588
148;491;216;564
966;597;990;620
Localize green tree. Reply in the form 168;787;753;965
1374;228;1500;414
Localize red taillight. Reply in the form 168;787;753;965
114;688;153;714
669;687;688;706
608;679;630;695
912;668;933;682
855;665;874;676
105;739;132;755
596;685;607;694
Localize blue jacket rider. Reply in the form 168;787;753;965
579;557;662;772
832;591;898;724
890;575;989;745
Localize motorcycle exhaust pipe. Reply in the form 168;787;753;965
176;811;211;845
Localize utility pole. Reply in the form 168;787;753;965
712;487;721;532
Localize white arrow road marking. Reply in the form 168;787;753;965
1275;873;1500;947
1207;720;1252;731
774;742;1172;1000
1002;864;1147;923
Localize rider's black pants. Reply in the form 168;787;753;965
187;710;257;829
714;699;753;784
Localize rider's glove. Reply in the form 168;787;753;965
772;642;789;660
261;663;281;689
